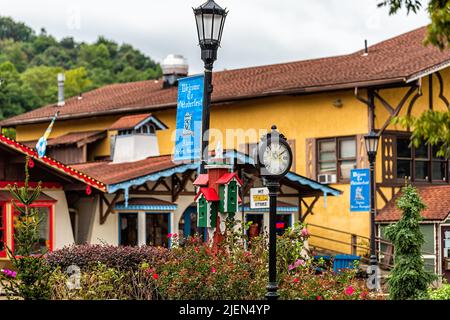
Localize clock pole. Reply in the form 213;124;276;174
265;178;280;300
256;125;293;301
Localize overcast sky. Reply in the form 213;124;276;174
1;0;430;74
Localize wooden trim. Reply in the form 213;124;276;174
99;193;121;225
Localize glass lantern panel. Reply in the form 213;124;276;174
195;14;205;41
202;13;214;40
212;14;223;41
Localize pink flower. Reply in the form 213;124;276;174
244;251;252;257
1;269;17;278
211;267;216;273
145;267;155;275
301;228;309;237
167;233;173;238
345;286;355;296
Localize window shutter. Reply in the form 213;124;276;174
305;138;317;180
381;134;396;183
356;134;368;169
287;139;296;172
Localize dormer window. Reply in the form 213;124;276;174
109;113;168;163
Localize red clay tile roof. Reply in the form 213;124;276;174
2;26;449;127
0;135;106;192
71;155;181;185
109;113;165;131
376;185;450;222
22;130;106;148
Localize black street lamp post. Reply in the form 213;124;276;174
257;126;293;300
364;130;380;269
193;0;228;173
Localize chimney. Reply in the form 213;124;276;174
57;73;65;106
362;40;369;56
161;54;188;88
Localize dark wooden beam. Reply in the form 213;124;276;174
99;193;121;225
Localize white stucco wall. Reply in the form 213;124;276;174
113;134;160;163
43;190;74;249
88;194;119;245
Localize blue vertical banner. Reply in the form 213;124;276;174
174;75;204;162
350;169;370;212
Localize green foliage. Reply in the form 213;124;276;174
378;0;450;49
385;184;436;300
0;15;162;120
0;156;53;300
429;284;450;299
393;110;450;158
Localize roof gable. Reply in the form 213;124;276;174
195;187;220;202
109;113;168;131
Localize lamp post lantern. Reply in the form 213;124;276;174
256;125;293;300
364;130;380;269
193;0;228;173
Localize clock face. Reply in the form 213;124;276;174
262;141;291;176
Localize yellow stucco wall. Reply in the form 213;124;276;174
12;68;450;254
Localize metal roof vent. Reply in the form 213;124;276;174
161;54;188;88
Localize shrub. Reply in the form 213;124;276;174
46;244;168;271
429;284;450;300
49;262;158;300
385;184;436;300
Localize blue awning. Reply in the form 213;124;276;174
106;149;341;207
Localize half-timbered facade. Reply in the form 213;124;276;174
1;26;450;274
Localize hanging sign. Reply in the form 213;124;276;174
250;187;270;209
350;169;370;212
174;75;204;162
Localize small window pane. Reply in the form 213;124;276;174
432;145;445;159
319;162;336;173
415;143;428;159
0;230;3;251
339;139;356;159
397;160;411;179
432;161;446;181
146;214;169;247
397;138;411;158
415;161;429;180
340;160;356;180
319;141;336;161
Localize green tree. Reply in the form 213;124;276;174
0;157;52;300
385;184;436;300
0;61;26;119
20;65;63;107
379;0;450;49
0;16;35;42
64;67;93;97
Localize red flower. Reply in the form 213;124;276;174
211;267;216;273
344;286;355;296
167;233;172;238
316;296;323;300
293;277;299;283
194;247;199;253
152;273;159;280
